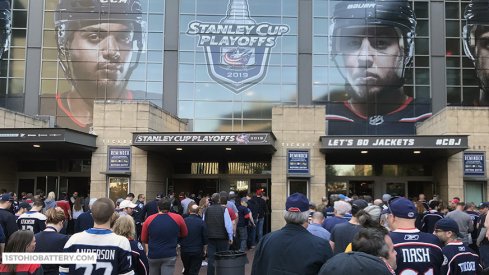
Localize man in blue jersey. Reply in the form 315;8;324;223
326;0;431;135
386;197;443;274
60;198;134;275
16;200;46;234
434;218;483;274
141;197;188;275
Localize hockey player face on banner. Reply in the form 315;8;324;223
67;21;135;98
336;25;405;102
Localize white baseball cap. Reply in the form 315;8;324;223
119;200;137;209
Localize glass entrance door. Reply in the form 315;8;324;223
348;181;374;197
385;182;407;197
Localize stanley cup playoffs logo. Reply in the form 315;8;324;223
187;0;289;93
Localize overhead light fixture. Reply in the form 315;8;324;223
176;148;183;151
413;150;421;154
225;147;232;151
361;150;368;154
33;144;41;148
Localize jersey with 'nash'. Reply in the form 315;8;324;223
390;228;443;275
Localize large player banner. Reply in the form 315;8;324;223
39;0;164;134
32;0;486;135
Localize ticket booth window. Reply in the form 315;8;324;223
465;181;486;205
108;177;129;202
288;179;309;197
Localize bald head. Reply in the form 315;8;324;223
311;211;325;224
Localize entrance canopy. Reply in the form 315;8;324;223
132;132;276;161
0;128;97;158
320;135;469;163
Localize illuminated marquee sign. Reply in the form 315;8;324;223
133;133;273;145
186;0;289;93
321;136;468;149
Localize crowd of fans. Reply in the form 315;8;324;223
0;189;269;275
0;187;487;274
252;192;488;274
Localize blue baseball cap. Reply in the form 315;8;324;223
385;197;417;219
286;193;309;212
435;218;462;238
0;193;11;202
479;202;489;209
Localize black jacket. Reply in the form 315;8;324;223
180;214;208;254
251;223;333;275
74;210;94;233
0;208;17;241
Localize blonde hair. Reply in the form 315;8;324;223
46;191;56;201
112;215;135;239
45;207;66;225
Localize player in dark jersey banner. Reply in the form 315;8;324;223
326;0;431;135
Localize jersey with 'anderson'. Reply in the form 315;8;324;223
17;211;47;234
326;97;432;135
390;228;443;275
441;242;482;275
59;228;134;275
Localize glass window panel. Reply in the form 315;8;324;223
180;0;196;13
147;50;163;63
417;20;429;37
179;51;195;63
148;0;165;12
446;21;460;38
446;39;460;56
9;48;25;59
148;14;164;32
447;69;461;85
415;69;430;85
326;165;373;176
179;64;195;82
445;2;459;19
43;31;57;47
15;0;29;9
242;102;273;119
280;36;298;53
281;85;297;102
313;37;329;54
9;60;25;77
8;78;24;95
178;101;194;118
11;30;26;47
194;83;234;101
446;57;460;67
414;2;429;18
282;67;297;83
463;58;474;68
283;0;298;16
463;69;478;86
193;119;231;132
242;119;272;131
12;11;27;28
42;49;58;60
146;63;163;81
415;86;431;99
414;56;429;67
313;0;329;17
447;87;461;105
41;62;59;78
462;87;480;105
179;83;194;100
414;38;429;55
147;32;163;49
